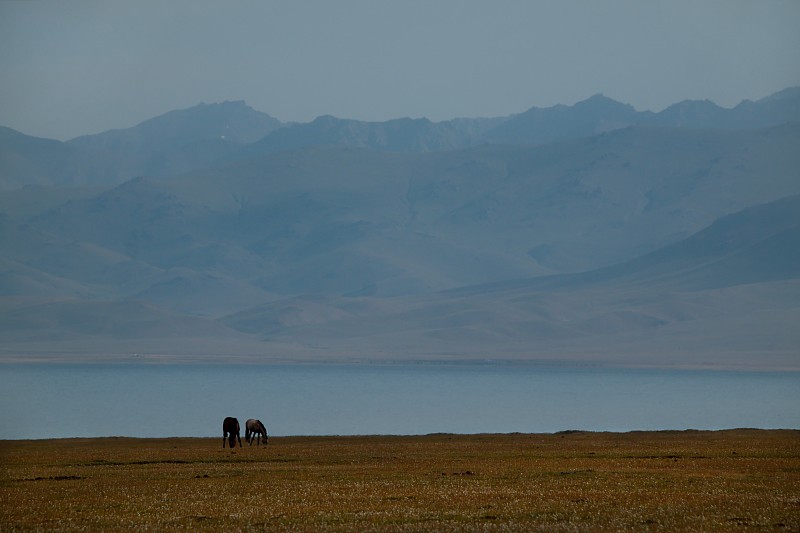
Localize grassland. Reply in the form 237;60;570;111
1;430;799;531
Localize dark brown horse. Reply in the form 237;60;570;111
245;418;269;446
222;417;242;448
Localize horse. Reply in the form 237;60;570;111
245;418;269;446
222;417;242;448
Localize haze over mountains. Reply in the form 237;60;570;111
1;89;799;368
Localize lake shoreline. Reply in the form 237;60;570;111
4;427;800;443
2;353;799;372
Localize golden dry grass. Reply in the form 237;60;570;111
1;430;799;531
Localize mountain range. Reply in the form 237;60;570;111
1;88;798;369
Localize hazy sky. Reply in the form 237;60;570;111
2;0;799;140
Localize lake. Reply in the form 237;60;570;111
1;363;798;440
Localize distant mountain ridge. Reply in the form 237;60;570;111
2;87;799;190
651;87;800;130
69;100;283;147
0;101;284;189
1;88;799;368
240;87;800;158
483;93;641;145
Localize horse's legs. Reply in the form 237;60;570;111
237;432;242;447
222;432;227;448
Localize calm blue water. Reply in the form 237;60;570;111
0;363;798;439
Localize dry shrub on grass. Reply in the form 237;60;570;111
1;430;799;531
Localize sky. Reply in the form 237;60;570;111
1;0;799;140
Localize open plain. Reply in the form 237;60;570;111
1;430;799;531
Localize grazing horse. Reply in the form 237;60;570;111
245;418;269;446
222;417;242;448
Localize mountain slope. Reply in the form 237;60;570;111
68;100;283;149
0;127;89;190
485;94;643;145
0;102;285;190
239;114;504;158
65;101;284;183
9;123;800;311
587;194;800;290
220;195;800;368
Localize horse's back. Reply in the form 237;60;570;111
223;416;239;432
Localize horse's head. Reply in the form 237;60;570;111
228;435;237;448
